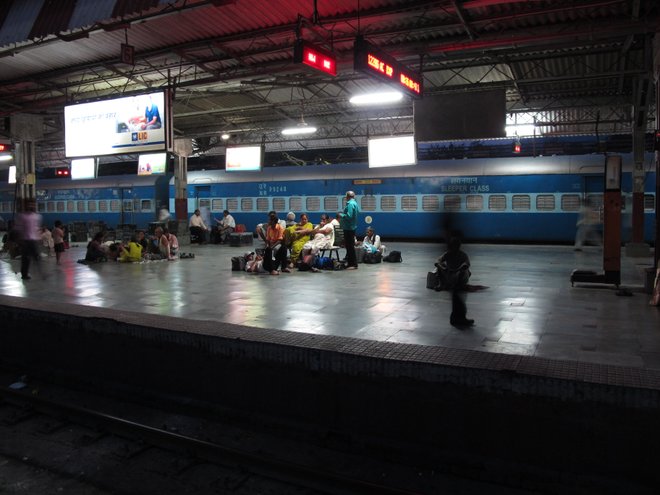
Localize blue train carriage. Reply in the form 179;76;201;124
30;174;171;230
169;153;651;243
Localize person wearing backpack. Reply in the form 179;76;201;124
339;191;360;270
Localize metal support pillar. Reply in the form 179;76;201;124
173;138;191;244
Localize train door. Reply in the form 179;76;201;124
118;188;135;226
193;185;212;226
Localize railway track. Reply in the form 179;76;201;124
0;375;439;495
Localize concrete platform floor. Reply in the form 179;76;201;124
1;241;658;371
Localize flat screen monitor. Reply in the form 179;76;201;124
8;165;16;184
65;90;168;158
368;135;417;168
138;153;168;176
225;145;263;172
70;158;97;180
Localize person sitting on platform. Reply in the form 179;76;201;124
245;252;266;273
154;226;177;260
189;209;209;244
301;213;335;258
286;213;313;270
263;212;287;275
359;226;386;256
119;234;143;262
214;209;236;244
255;210;286;246
434;236;474;327
163;227;179;258
85;232;107;262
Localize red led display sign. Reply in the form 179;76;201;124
294;40;337;77
354;36;423;98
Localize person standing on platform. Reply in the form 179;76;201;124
340;190;359;270
52;220;65;265
15;201;43;280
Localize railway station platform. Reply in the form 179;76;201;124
1;241;659;491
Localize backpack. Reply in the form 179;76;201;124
383;250;402;262
314;256;334;270
363;251;382;264
333;259;346;270
231;256;246;271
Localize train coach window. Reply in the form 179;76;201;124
67;201;75;213
123;200;133;212
211;199;223;211
401;196;418;211
47;202;55;212
290;197;303;212
199;199;211;209
141;200;151;211
512;195;531;211
76;201;85;212
644;194;655;210
422;195;440;211
241;198;253;211
38;202;46;213
88;201;97;213
561;194;580;211
256;198;269;211
324;196;339;212
57;201;65;213
361;196;376;211
273;197;286;212
488;195;506;211
99;200;108;212
444;195;461;212
306;197;321;211
536;195;555;211
381;196;396;211
110;200;121;212
226;198;238;211
466;195;483;211
1;202;9;212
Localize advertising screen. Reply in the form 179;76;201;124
225;145;263;172
65;91;168;157
8;165;16;184
138;153;168;176
70;158;97;180
368;135;417;168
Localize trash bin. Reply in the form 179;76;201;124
644;267;657;295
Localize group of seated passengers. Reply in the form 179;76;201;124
84;227;179;263
251;210;340;275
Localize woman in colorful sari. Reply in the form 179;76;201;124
286;213;314;270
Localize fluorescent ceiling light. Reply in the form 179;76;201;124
281;124;317;136
221;133;230;140
350;91;403;106
0;154;12;162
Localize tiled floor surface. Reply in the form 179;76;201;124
1;241;658;370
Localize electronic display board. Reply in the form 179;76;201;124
354;36;422;98
225;145;264;172
294;40;337;76
65;90;171;158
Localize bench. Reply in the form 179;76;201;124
319;227;344;261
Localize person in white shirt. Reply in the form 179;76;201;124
15;201;43;280
359;226;386;255
301;213;335;257
189;209;209;244
214;209;236;244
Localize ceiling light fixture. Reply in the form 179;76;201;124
221;133;230;140
281;123;317;136
349;91;403;106
0;154;12;162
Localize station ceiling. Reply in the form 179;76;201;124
0;0;658;168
